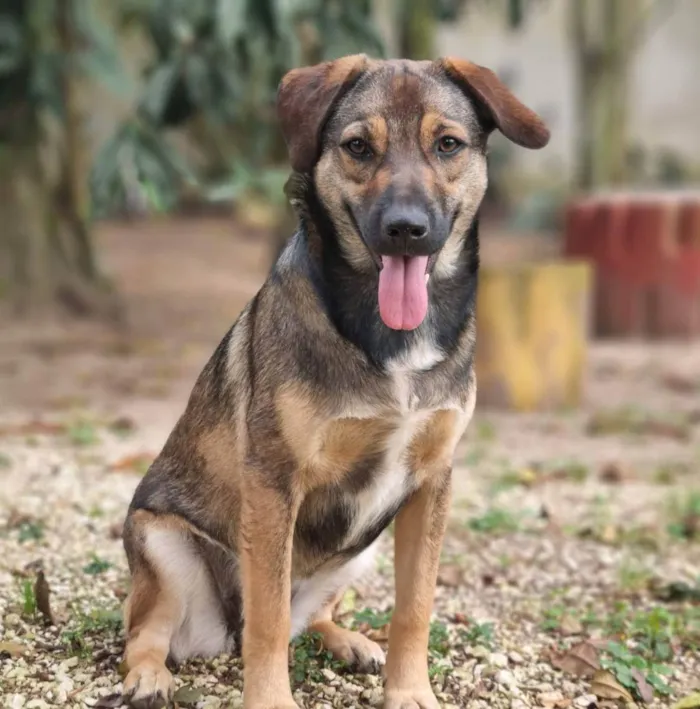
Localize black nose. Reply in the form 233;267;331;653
382;205;430;241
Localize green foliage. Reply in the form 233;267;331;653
602;639;672;699
62;606;123;657
353;607;392;630
0;0;128;143
82;553;112;576
467;506;520;534
94;0;386;217
21;579;37;616
17;519;44;543
290;632;345;684
458;618;495;648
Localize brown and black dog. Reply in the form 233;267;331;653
121;55;549;709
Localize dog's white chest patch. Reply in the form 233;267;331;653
346;408;430;544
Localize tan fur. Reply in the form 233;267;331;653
122;55;548;709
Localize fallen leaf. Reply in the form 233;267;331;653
549;640;600;677
660;373;698;394
537;690;572;708
0;641;27;657
631;667;654;704
0;420;66;437
108;416;137;435
590;669;635;702
35;570;55;625
94;694;124;708
111;453;154;475
673;694;700;709
438;564;463;588
560;614;584;636
117;660;129;679
599;461;633;484
172;685;204;706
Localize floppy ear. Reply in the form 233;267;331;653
438;57;550;149
277;54;369;173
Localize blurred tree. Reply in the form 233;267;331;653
97;0;385;219
0;0;127;317
570;0;678;190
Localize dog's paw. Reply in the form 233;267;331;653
318;626;386;674
123;662;174;709
383;688;440;709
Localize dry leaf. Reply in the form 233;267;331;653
0;641;27;657
111;453;154;475
631;667;654;704
537;690;572;708
94;694;124;708
117;660;129;679
599;461;633;484
673;694;700;709
35;570;55;625
549;640;600;677
590;669;635;703
437;564;463;588
560;614;584;636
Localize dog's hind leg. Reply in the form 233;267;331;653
122;511;231;709
308;589;385;674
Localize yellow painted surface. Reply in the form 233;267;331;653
475;260;593;411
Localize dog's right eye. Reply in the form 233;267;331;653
343;138;372;159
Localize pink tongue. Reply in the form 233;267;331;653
378;255;429;330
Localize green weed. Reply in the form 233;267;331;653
468;507;519;535
83;554;112;576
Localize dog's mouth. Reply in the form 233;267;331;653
377;255;432;331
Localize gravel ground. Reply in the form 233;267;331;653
1;340;700;709
1;222;699;708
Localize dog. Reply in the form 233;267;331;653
121;55;549;709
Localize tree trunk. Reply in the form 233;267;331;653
398;0;436;60
0;0;122;320
571;0;634;190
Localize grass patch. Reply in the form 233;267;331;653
586;406;691;441
353;607;392;630
666;490;700;542
602;639;672;699
290;632;345;684
20;579;37;617
458;618;495;649
83;554;112;576
62;607;123;657
17;519;44;543
467;507;520;535
67;420;100;447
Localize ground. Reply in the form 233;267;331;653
1;217;698;709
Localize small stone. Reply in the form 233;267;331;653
538;691;565;705
26;701;50;709
60;656;79;669
367;688;383;706
320;668;336;681
489;652;509;668
469;645;490;659
508;651;524;664
511;700;529;709
495;669;517;688
535;682;555;693
574;695;597;709
4;613;21;628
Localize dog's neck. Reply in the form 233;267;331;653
279;175;480;369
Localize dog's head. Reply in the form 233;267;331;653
277;56;549;331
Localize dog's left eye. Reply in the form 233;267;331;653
436;136;464;155
343;138;372;159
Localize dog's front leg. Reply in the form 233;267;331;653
240;480;300;709
384;471;451;709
